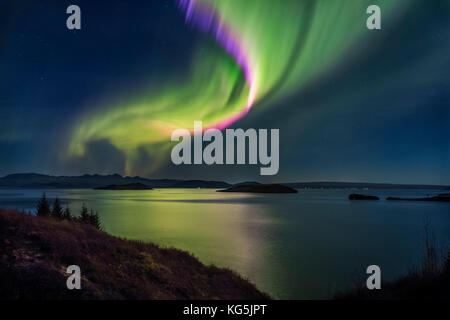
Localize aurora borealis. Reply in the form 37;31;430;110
1;0;449;183
68;0;406;174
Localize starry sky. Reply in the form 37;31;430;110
0;0;449;184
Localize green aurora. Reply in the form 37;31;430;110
68;0;409;176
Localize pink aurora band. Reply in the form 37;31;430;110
178;0;256;130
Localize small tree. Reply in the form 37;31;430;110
36;193;51;217
80;203;90;224
62;205;72;221
51;197;63;219
89;209;102;230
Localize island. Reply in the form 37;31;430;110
386;194;450;202
218;184;298;194
171;180;231;189
348;194;380;200
0;209;268;300
94;183;153;190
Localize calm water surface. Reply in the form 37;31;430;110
1;188;449;299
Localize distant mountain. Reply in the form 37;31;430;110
0;173;230;189
94;183;153;190
0;173;448;190
170;180;231;189
219;184;298;194
284;181;450;190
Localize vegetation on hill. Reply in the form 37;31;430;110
36;193;101;230
336;253;450;299
336;225;450;299
0;209;268;300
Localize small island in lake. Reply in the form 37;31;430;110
94;183;153;190
386;194;450;202
219;184;298;194
348;194;380;200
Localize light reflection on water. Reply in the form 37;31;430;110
0;188;449;299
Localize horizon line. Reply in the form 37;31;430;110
1;172;449;188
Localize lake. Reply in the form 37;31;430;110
0;188;449;299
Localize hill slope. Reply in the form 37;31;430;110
0;209;268;300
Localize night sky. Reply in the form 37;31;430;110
1;0;449;184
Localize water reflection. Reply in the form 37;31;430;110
0;188;449;299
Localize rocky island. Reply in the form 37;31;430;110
386;194;450;202
348;194;380;200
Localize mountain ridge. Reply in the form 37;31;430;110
0;173;448;190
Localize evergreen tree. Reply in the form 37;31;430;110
80;203;90;224
62;205;72;221
36;193;51;217
51;197;63;219
89;209;102;230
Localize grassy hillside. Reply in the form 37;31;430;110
336;262;450;300
0;209;268;300
336;240;450;300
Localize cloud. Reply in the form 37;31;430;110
64;139;126;175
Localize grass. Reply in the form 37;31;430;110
336;223;450;300
0;209;269;300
